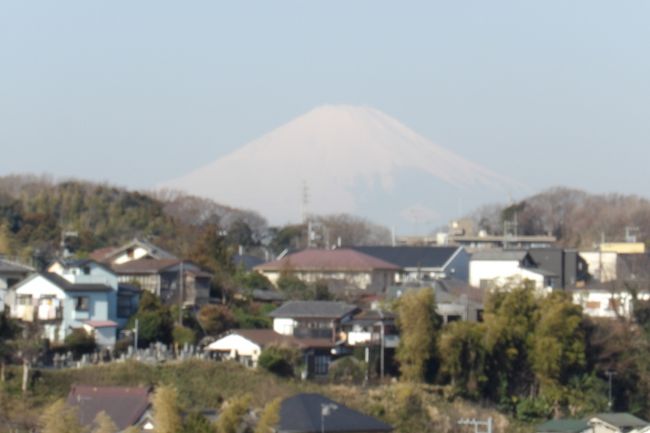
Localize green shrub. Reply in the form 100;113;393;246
257;345;301;377
328;356;366;384
63;329;96;359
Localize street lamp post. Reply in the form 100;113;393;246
606;370;617;410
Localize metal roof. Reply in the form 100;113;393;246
349;246;461;269
591;413;648;428
471;250;530;261
536;419;590;433
269;301;359;319
278;393;393;433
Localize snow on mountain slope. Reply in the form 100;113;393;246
162;105;523;228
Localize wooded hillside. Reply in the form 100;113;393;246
468;187;650;249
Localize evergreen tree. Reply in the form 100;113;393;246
395;288;441;382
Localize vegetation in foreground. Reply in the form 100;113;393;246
0;359;529;433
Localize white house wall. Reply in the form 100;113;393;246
580;252;618;282
56;264;118;289
206;334;263;364
273;318;297;336
112;247;155;265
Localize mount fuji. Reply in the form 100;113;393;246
162;105;525;231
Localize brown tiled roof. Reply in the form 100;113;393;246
66;385;151;430
255;249;401;272
112;258;182;274
89;246;119;263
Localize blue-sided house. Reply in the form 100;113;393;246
9;259;123;348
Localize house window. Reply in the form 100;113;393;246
17;295;32;306
126;248;134;258
117;295;133;318
479;279;493;290
75;296;89;311
82;266;90;275
314;355;330;375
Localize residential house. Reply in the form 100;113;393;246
0;257;33;311
269;300;359;341
569;281;650;319
278;393;393;433
90;238;177;266
387;279;485;323
343;309;399;349
588;413;648;433
528;248;589;289
206;329;334;377
469;250;556;292
112;258;211;307
350;246;470;283
536;419;592;433
67;385;154;432
10;259;119;346
255;249;400;293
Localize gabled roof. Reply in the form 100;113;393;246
90;238;177;263
536;419;590;433
349;246;462;269
21;272;113;293
269;301;359;319
67;385;151;431
49;258;116;275
278;393;393;433
112;258;182;274
590;413;648;429
209;329;333;351
111;258;211;277
471;250;530;262
0;258;33;274
255;249;401;272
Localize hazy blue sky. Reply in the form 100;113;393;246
2;1;649;198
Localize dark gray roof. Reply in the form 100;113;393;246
536;419;590;433
349;246;460;269
269;301;359;319
471;250;530;261
251;289;286;302
278;393;393;433
525;267;557;277
0;258;33;274
591;413;648;429
118;283;142;294
40;273;113;293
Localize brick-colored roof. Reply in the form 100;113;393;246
67;385;151;430
255;249;401;272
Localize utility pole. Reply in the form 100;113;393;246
606;370;617;410
178;261;184;325
134;318;139;351
458;417;493;433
